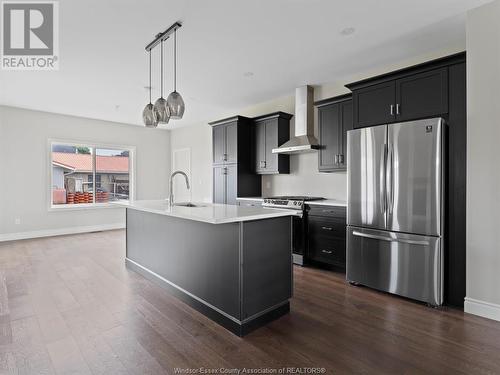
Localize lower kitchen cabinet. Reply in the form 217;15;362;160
307;205;347;269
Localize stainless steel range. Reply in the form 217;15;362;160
263;196;324;265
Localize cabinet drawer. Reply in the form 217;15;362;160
307;205;346;219
308;237;346;266
308;216;346;240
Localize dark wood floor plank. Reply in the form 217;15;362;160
0;230;499;374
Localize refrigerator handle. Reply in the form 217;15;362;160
386;145;394;215
390;147;394;214
380;144;388;214
352;231;430;246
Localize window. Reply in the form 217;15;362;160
50;141;134;208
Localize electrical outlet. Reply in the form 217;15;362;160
14;218;21;225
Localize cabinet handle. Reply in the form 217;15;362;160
390;104;394;116
334;155;339;165
321;226;333;231
222;153;228;161
322;209;336;214
260;161;266;168
321;249;333;254
396;103;400;115
339;154;344;164
222;167;227;175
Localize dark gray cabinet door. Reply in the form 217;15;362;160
395;67;448;121
225;122;238;164
255;120;266;172
225;164;238;205
318;103;341;171
213;126;226;164
340;100;353;168
265;120;278;172
353;81;396;128
213;166;226;204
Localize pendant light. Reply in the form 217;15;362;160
143;50;158;127
167;28;185;119
153;40;170;123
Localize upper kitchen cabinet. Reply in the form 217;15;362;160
395;68;448;122
347;64;450;128
351;82;395;128
209;116;261;204
253;112;292;174
315;94;353;172
211;117;244;165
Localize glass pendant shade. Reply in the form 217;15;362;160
143;103;158;128
154;97;170;123
167;91;185;119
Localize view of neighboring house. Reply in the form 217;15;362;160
51;149;130;205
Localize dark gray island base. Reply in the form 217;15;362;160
125;207;293;336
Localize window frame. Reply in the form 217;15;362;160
48;139;136;211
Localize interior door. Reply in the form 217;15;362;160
172;148;191;203
347;125;387;230
386;118;443;236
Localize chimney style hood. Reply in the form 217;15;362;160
272;85;319;154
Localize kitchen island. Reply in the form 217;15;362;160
115;200;296;336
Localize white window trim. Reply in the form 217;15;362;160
48;138;136;212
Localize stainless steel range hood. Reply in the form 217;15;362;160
272;85;319;154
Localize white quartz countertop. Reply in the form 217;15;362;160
113;200;297;224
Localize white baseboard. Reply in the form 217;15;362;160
0;223;125;242
464;297;500;322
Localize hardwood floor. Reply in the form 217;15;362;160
0;230;499;374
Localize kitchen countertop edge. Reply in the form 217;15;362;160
113;200;297;224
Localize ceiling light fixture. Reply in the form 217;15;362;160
153;40;170;123
142;50;158;127
340;27;355;36
143;22;183;127
166;27;185;119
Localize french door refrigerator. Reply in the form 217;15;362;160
347;117;444;306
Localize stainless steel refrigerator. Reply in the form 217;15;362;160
346;117;444;306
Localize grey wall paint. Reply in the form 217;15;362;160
0;106;170;235
466;0;500;313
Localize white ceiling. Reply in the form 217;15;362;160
0;0;490;129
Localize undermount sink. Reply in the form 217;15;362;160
174;202;206;208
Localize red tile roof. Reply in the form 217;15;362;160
52;152;129;173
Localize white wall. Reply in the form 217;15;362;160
170;46;465;202
465;0;500;321
0;106;170;240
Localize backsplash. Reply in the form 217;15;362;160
261;152;347;200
